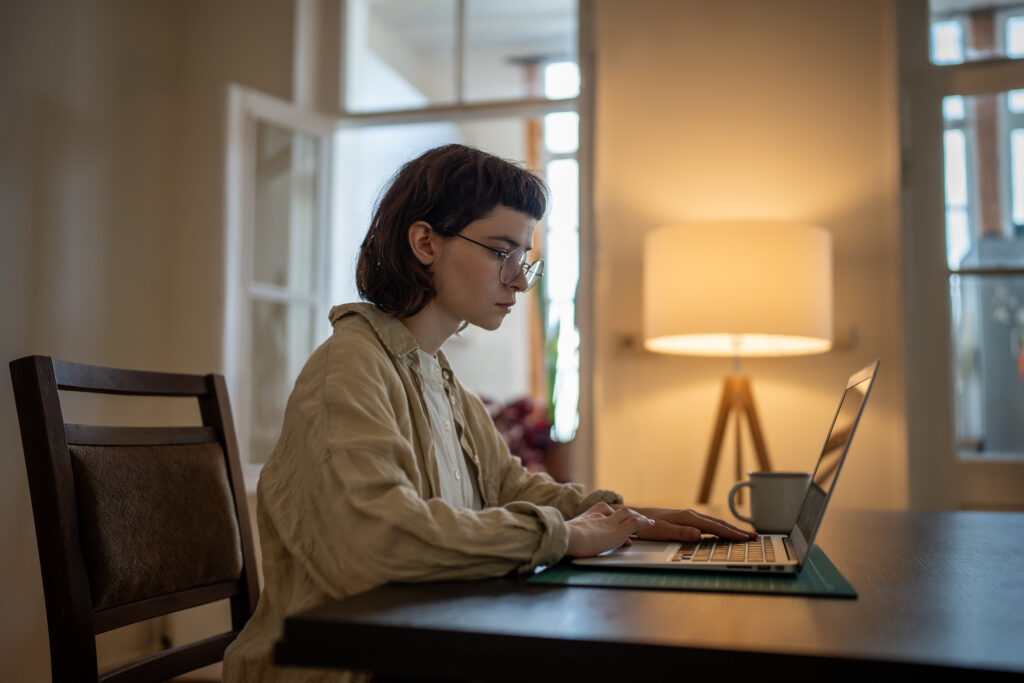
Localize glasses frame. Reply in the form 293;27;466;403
452;233;545;291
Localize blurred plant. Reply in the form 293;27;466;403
480;396;554;472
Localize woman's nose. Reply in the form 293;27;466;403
507;267;529;292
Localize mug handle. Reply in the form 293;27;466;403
727;481;754;523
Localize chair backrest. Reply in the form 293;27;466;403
9;355;259;683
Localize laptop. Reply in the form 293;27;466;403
573;360;879;575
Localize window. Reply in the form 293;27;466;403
227;3;590;475
225;88;334;471
899;0;1024;508
337;0;585;444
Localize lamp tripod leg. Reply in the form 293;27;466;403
697;377;735;504
696;374;773;505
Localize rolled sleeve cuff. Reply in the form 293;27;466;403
573;488;623;517
504;502;570;573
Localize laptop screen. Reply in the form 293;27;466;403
793;364;877;549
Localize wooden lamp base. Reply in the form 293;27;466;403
697;373;772;504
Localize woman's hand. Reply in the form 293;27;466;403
617;505;757;542
565;503;655;557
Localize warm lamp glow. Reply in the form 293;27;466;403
643;221;833;357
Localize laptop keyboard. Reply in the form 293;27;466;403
672;536;775;563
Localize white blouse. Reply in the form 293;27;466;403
413;349;483;510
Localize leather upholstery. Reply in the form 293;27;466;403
69;442;244;610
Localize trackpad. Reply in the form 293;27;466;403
604;540;674;558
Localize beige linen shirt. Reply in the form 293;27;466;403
223;303;621;682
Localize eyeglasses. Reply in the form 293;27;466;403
453;234;545;292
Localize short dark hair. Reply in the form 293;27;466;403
356;144;548;318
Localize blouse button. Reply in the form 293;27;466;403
455;470;461;480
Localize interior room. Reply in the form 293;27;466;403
3;0;1023;679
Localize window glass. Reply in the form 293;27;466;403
254;122;319;293
463;0;576;102
345;0;457;112
950;275;1024;460
1008;15;1024;56
339;3;582;446
1009;89;1024;114
544;61;580;99
930;3;1024;64
943;127;968;210
544;156;579;441
944;94;966;120
546;158;579;231
332;118;535;405
250;300;315;463
942;91;1024;269
931;19;964;64
544;111;579;154
941;89;1024;461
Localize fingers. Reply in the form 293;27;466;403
565;507;653;557
684;510;757;539
627;506;757;541
579;502;615;519
611;506;655;534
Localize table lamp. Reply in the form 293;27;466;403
643;221;833;503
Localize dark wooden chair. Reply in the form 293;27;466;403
9;355;259;682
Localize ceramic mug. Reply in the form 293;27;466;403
728;471;810;534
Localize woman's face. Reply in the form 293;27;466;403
429;205;537;332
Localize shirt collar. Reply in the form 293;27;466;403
329;303;420;358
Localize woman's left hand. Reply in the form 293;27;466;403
614;505;757;542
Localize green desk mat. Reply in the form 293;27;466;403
527;545;856;598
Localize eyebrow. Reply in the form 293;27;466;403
489;235;532;253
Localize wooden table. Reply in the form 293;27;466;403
274;510;1024;680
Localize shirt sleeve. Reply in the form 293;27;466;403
260;330;573;601
458;387;623;518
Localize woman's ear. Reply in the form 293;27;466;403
407;221;438;266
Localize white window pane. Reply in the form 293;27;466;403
1009;90;1024;114
546;158;579;231
464;0;576;103
943;129;968;208
1013;129;1024;225
942;92;1024;270
946;208;970;269
250;300;315;464
950;275;1024;459
346;0;456;112
544;111;579;154
549;301;579;441
931;21;964;64
254;122;320;293
943;95;966;121
544;61;580;99
545;228;579;302
1008;16;1024;58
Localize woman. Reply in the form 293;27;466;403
223;144;754;682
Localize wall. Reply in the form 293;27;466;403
591;0;908;510
0;0;294;679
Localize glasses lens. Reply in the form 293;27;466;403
522;260;544;291
499;247;529;284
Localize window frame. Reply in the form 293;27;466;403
224;85;335;484
331;0;597;485
898;0;1024;510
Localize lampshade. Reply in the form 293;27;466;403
643;221;833;357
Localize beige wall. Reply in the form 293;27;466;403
591;0;908;510
0;1;293;679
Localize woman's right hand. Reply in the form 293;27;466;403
565;503;655;558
